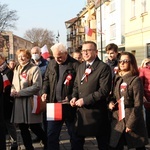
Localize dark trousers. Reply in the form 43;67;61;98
47;119;75;150
145;109;150;138
71;134;109;150
109;132;146;150
0;122;6;150
19;123;47;150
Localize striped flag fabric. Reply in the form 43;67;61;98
32;95;41;114
85;26;93;36
41;45;50;59
2;74;11;89
118;96;125;121
47;103;62;121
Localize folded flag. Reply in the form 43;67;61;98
47;103;62;121
32;95;41;114
118;96;125;121
2;74;11;89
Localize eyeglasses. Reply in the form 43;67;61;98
81;49;95;53
118;59;130;64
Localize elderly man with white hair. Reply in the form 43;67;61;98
41;43;80;150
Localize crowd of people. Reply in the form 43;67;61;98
0;41;150;150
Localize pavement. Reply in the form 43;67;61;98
6;124;150;150
6;124;98;150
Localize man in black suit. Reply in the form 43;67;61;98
70;41;112;150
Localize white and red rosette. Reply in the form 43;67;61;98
64;74;72;86
20;72;28;82
120;82;127;92
85;68;91;82
114;66;118;74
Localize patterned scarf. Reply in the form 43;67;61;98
0;62;7;72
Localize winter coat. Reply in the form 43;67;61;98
109;73;148;149
139;66;150;102
11;62;43;124
106;59;118;78
42;55;80;121
0;66;14;120
0;65;13;121
31;56;48;78
72;57;112;136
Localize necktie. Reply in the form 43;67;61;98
86;64;91;68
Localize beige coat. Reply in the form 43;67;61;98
11;62;42;124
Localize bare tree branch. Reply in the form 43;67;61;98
0;3;19;31
24;28;55;49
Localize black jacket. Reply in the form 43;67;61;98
0;66;13;120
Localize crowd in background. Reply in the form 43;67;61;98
0;41;150;150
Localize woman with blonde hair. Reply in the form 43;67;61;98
10;49;47;150
140;58;150;68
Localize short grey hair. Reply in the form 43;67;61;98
31;46;41;53
51;43;67;53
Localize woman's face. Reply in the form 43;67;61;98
18;52;30;66
119;55;130;72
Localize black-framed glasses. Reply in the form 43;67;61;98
118;59;130;64
81;49;95;53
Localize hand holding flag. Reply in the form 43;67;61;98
117;96;125;121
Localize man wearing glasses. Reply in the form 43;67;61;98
70;41;112;150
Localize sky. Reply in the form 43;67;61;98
1;0;86;46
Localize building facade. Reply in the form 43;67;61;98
0;31;34;60
125;0;150;66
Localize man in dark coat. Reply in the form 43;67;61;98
31;46;48;142
105;43;119;78
0;54;17;150
70;41;112;150
41;43;80;150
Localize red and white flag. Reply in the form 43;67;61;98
32;95;41;114
41;45;50;59
2;74;11;89
117;96;125;121
47;103;62;121
85;26;93;37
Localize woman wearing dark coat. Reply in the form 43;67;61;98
0;54;7;149
108;52;148;150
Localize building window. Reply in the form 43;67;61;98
131;0;136;18
141;0;147;14
147;43;150;57
110;24;116;40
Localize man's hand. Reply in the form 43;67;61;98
125;127;131;133
70;97;77;107
75;98;84;107
41;93;47;102
108;101;115;110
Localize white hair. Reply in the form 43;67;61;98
51;43;67;53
